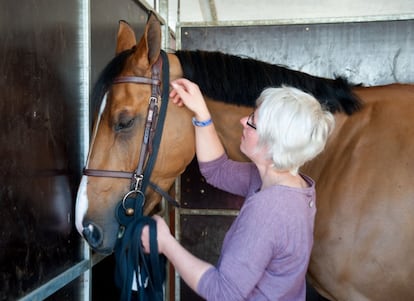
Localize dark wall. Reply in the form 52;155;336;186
90;0;149;88
0;0;157;300
0;1;82;300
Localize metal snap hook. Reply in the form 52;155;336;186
121;190;145;216
133;174;144;191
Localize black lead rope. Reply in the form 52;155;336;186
114;50;170;301
114;196;166;301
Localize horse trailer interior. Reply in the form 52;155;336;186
1;0;413;300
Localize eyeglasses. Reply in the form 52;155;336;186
246;112;256;130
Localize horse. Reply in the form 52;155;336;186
75;13;414;301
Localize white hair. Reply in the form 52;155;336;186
256;86;335;174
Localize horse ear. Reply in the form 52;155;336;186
144;12;162;66
116;20;137;55
129;12;161;69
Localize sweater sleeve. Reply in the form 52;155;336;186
198;154;257;197
196;194;283;300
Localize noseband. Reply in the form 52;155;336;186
83;50;179;215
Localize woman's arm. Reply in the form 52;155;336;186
170;78;257;196
170;78;224;162
141;215;213;292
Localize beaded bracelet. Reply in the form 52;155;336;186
192;117;212;127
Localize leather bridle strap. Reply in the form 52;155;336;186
83;169;179;208
83;50;179;208
118;55;162;192
83;169;132;179
112;76;160;86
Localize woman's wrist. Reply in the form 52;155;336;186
192;116;212;127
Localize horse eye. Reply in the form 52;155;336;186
115;117;135;132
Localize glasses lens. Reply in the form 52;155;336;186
247;112;256;129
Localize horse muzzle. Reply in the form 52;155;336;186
82;222;103;249
80;221;115;255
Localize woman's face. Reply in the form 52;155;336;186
240;109;264;161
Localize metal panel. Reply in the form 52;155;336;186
180;20;414;86
0;0;84;300
179;215;236;301
181;159;243;210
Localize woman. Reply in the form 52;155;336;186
142;78;335;300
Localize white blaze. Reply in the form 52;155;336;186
75;176;89;235
75;93;108;236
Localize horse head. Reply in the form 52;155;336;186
75;13;195;254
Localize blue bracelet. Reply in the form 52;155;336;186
192;117;213;127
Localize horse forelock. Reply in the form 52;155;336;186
91;48;136;118
175;50;362;115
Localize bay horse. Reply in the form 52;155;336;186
76;13;414;300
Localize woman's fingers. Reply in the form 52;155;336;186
141;215;167;254
141;225;150;253
170;78;208;117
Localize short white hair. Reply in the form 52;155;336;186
256;86;335;174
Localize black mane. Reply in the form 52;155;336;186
175;50;362;114
92;48;362;117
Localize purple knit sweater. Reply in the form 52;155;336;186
196;154;316;301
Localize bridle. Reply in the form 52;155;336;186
83;49;172;299
83;50;178;217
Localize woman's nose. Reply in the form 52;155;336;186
240;116;248;127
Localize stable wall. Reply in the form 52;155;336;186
0;1;159;300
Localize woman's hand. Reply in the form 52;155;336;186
141;215;171;254
141;215;214;292
170;78;211;121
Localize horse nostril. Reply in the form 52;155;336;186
82;223;103;249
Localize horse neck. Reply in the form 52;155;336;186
167;53;184;80
167;52;250;162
